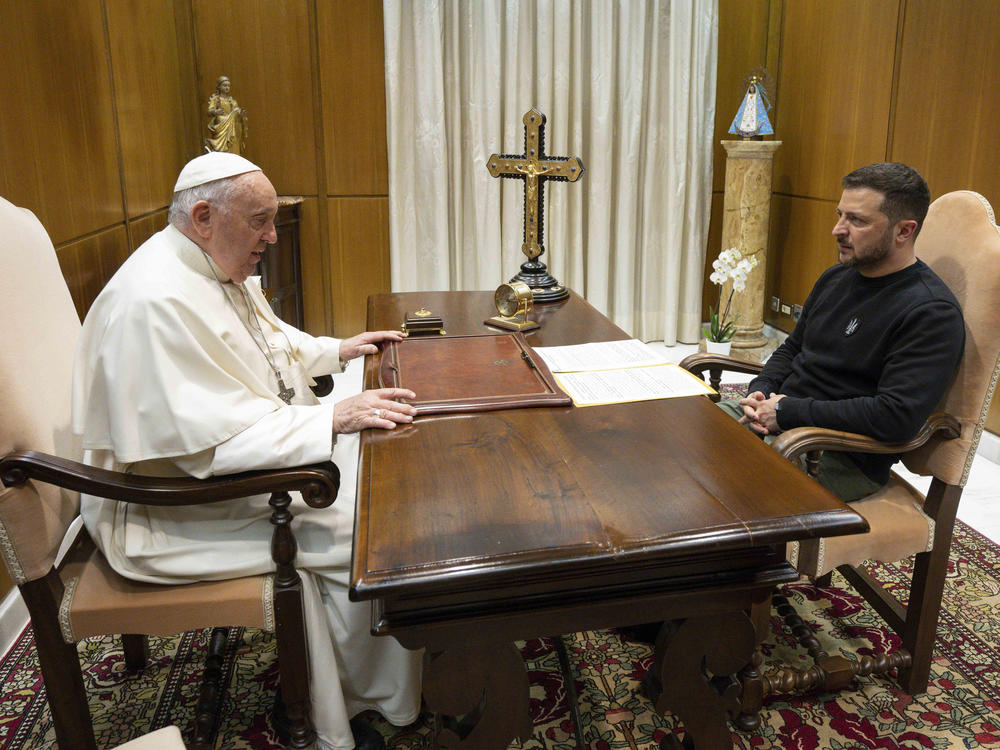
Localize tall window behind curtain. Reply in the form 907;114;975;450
383;0;717;344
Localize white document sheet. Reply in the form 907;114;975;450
534;339;669;372
553;363;715;406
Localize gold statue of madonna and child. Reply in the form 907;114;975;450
204;75;248;154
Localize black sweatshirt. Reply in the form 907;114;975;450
747;260;965;484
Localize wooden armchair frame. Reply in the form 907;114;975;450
0;450;339;750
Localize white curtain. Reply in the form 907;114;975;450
383;0;717;344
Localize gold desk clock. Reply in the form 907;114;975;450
485;281;540;331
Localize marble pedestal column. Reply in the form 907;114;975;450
720;140;781;355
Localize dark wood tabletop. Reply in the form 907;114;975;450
351;291;866;612
350;290;867;750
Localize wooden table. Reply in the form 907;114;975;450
351;291;866;749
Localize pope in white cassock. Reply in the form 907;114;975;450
71;152;421;750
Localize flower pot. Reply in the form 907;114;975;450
705;339;732;356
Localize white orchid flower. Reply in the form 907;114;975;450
705;247;757;343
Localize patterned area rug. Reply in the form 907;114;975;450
1;519;998;749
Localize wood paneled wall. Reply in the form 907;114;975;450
188;0;390;336
712;0;1000;433
0;0;388;599
1;0;387;337
1;0;200;326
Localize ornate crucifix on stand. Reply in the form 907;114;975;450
488;108;584;303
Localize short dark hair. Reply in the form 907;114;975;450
841;162;931;236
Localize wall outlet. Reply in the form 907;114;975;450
770;296;780;312
792;304;803;321
780;302;792;316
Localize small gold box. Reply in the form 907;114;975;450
402;308;445;336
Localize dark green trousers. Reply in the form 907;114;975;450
717;399;883;502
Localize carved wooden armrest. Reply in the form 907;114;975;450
678;352;765;402
769;412;960;477
0;450;339;509
679;352;766;376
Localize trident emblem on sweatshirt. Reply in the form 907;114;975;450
844;317;861;336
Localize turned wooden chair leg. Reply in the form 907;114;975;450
271;491;316;749
189;627;231;750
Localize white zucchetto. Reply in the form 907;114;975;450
173;152;261;192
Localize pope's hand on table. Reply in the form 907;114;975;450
333;388;417;434
339;330;405;361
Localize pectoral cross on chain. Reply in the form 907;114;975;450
276;377;295;405
487;108;585;303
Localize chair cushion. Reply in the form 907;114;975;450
0;198;83;584
792;473;933;578
111;725;187;750
61;542;273;641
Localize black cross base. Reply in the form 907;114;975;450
510;260;568;303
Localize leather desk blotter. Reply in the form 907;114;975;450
378;333;571;415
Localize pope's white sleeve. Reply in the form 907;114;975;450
277;320;345;376
173;403;336;478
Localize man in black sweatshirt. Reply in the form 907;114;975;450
728;162;965;501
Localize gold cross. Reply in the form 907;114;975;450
487;108;584;300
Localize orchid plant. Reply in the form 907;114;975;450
703;247;759;343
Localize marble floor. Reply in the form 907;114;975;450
649;340;1000;544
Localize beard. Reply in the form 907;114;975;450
839;228;892;270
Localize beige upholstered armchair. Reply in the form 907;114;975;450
682;190;1000;724
0;196;339;750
